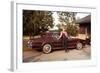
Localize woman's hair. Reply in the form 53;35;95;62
62;26;67;31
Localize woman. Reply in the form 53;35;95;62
58;27;68;52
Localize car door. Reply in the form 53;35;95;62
52;32;62;49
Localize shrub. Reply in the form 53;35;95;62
66;24;79;36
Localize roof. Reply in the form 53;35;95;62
76;15;91;24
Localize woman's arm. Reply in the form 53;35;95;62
64;31;68;38
58;31;62;39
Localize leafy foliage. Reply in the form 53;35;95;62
66;24;79;36
23;10;54;36
57;12;78;36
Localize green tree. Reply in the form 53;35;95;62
57;12;78;36
23;10;54;36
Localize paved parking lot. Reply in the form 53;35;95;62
23;45;91;62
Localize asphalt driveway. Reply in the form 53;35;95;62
23;45;91;62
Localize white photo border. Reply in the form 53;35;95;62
11;1;97;71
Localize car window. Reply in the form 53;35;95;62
52;32;59;39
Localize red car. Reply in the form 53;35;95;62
28;32;86;54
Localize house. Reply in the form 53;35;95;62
76;15;91;42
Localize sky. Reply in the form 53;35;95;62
76;13;90;20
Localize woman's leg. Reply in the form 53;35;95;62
63;38;68;52
65;38;68;52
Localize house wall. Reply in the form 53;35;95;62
78;23;90;39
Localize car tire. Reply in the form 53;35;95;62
76;42;83;50
43;44;52;54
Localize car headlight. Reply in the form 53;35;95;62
28;40;33;48
28;41;30;44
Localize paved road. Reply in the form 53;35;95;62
23;45;91;62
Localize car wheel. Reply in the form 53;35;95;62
76;42;83;50
43;44;52;54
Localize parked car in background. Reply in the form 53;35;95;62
28;31;87;54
